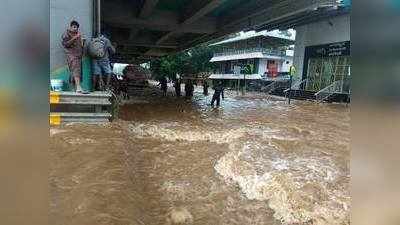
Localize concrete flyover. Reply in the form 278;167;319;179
102;0;343;63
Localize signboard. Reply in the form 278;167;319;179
306;41;350;58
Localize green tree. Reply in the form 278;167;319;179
149;44;221;81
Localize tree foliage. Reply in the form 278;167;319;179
149;44;221;81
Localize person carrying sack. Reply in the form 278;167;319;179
88;34;116;91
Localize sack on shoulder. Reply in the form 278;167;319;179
88;38;106;59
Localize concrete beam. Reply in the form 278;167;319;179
139;0;159;18
103;9;178;28
112;31;178;49
114;50;145;56
181;0;337;50
117;41;178;49
253;1;342;30
181;0;226;26
156;0;226;44
128;28;140;40
116;48;173;57
217;0;276;27
144;48;170;57
106;20;216;34
220;0;337;28
104;9;216;34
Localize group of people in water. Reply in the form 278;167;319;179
158;78;225;107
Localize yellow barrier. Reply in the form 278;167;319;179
50;114;61;125
50;91;60;104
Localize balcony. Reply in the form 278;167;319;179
213;48;286;57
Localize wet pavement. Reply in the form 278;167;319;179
50;86;350;225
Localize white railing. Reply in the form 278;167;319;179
315;79;344;102
262;80;289;94
283;78;308;93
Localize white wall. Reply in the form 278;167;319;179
50;0;93;71
280;57;293;73
293;14;350;79
258;59;267;74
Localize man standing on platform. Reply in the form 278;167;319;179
61;20;85;93
89;34;116;91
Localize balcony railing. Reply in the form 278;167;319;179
214;48;286;57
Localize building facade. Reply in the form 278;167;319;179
293;13;350;93
209;30;295;81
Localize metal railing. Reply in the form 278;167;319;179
214;48;286;57
315;79;345;102
262;80;289;94
283;78;308;93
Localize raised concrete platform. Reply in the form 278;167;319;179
50;91;113;125
50;91;112;105
50;112;112;125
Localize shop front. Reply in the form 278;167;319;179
302;41;350;93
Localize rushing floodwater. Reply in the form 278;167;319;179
50;87;350;225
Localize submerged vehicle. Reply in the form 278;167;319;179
122;64;151;87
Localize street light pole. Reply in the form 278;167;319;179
288;75;293;104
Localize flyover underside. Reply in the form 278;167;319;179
103;0;341;63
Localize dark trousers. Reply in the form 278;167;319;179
203;85;208;95
211;91;221;106
161;85;167;96
175;85;181;96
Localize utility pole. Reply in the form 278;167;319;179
243;73;246;95
288;75;293;104
93;0;101;37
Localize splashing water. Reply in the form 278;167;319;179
215;143;350;225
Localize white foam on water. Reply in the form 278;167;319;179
64;137;97;145
50;128;68;137
271;159;289;171
214;148;350;225
127;122;247;144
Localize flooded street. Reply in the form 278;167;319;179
50;86;350;225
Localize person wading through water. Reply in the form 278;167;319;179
159;77;168;96
211;80;224;107
62;20;87;93
185;80;194;97
173;79;181;97
203;80;209;96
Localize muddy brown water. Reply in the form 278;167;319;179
50;87;350;225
